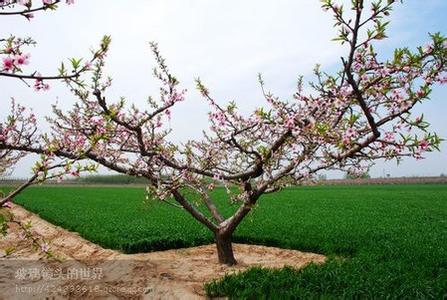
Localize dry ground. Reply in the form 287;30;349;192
0;204;325;299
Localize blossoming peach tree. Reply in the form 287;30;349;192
2;0;447;264
0;0;107;257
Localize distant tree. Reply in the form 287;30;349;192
1;0;446;265
345;171;371;180
318;174;328;181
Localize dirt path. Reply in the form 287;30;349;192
0;204;326;299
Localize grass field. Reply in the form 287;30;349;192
9;184;447;298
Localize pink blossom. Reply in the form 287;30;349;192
384;132;394;142
18;0;30;5
34;80;42;91
210;112;226;127
378;67;390;77
29;113;36;123
419;140;429;151
2;57;14;72
416;90;425;98
423;44;433;55
213;174;222;181
414;150;423;160
66;0;75;4
14;53;30;66
18;231;26;241
168;90;186;104
33;78;50;92
342;137;350;145
391;89;402;100
2;200;12;209
284;116;295;129
345;127;355;138
40;243;50;253
91;117;104;126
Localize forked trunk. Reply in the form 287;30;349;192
215;232;236;265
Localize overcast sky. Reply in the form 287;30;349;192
1;0;446;178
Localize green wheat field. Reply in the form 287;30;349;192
7;184;447;298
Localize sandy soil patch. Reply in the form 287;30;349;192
0;204;326;299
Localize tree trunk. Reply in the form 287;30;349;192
215;232;237;265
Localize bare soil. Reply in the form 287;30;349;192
0;205;326;299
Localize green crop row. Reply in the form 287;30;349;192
10;184;447;298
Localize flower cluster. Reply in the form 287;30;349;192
0;100;37;175
1;53;30;72
33;76;50;91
